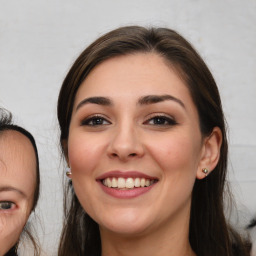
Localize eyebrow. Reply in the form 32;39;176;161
138;94;185;109
0;186;26;198
76;97;112;112
75;94;185;111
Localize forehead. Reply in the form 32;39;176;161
74;53;194;109
0;130;36;194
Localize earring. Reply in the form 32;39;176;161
66;168;72;177
202;168;209;177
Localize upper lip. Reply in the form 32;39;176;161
96;170;158;180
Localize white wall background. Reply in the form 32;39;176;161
0;0;255;255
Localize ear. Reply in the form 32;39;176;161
61;139;70;167
196;127;222;179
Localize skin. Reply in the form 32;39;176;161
0;130;36;256
66;53;222;256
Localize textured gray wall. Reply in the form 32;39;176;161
0;0;255;255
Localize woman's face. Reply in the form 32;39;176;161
67;53;208;236
0;131;36;255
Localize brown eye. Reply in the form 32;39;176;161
81;116;111;126
145;115;177;126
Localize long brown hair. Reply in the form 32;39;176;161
57;26;250;256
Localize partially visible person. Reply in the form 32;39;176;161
0;109;40;256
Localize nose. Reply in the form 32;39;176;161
107;124;144;161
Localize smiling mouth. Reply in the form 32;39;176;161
102;177;158;189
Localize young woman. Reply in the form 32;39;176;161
0;109;40;256
57;26;250;256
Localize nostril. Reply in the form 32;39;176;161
129;153;136;157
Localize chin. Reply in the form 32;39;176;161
101;222;151;237
97;210;154;236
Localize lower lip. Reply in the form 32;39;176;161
98;181;156;199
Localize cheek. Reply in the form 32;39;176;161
68;132;107;179
147;135;201;213
148;133;201;176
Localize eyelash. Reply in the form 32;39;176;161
0;201;16;211
144;114;177;126
80;114;177;127
80;115;111;126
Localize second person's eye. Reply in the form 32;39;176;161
0;201;15;210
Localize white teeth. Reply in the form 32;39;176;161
126;178;134;188
112;177;118;188
134;177;140;187
141;178;145;187
106;177;112;187
102;177;155;189
117;177;126;188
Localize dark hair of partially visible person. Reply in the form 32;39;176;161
0;108;40;256
57;26;251;256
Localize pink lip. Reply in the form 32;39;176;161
96;170;158;180
98;181;157;199
96;170;158;199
